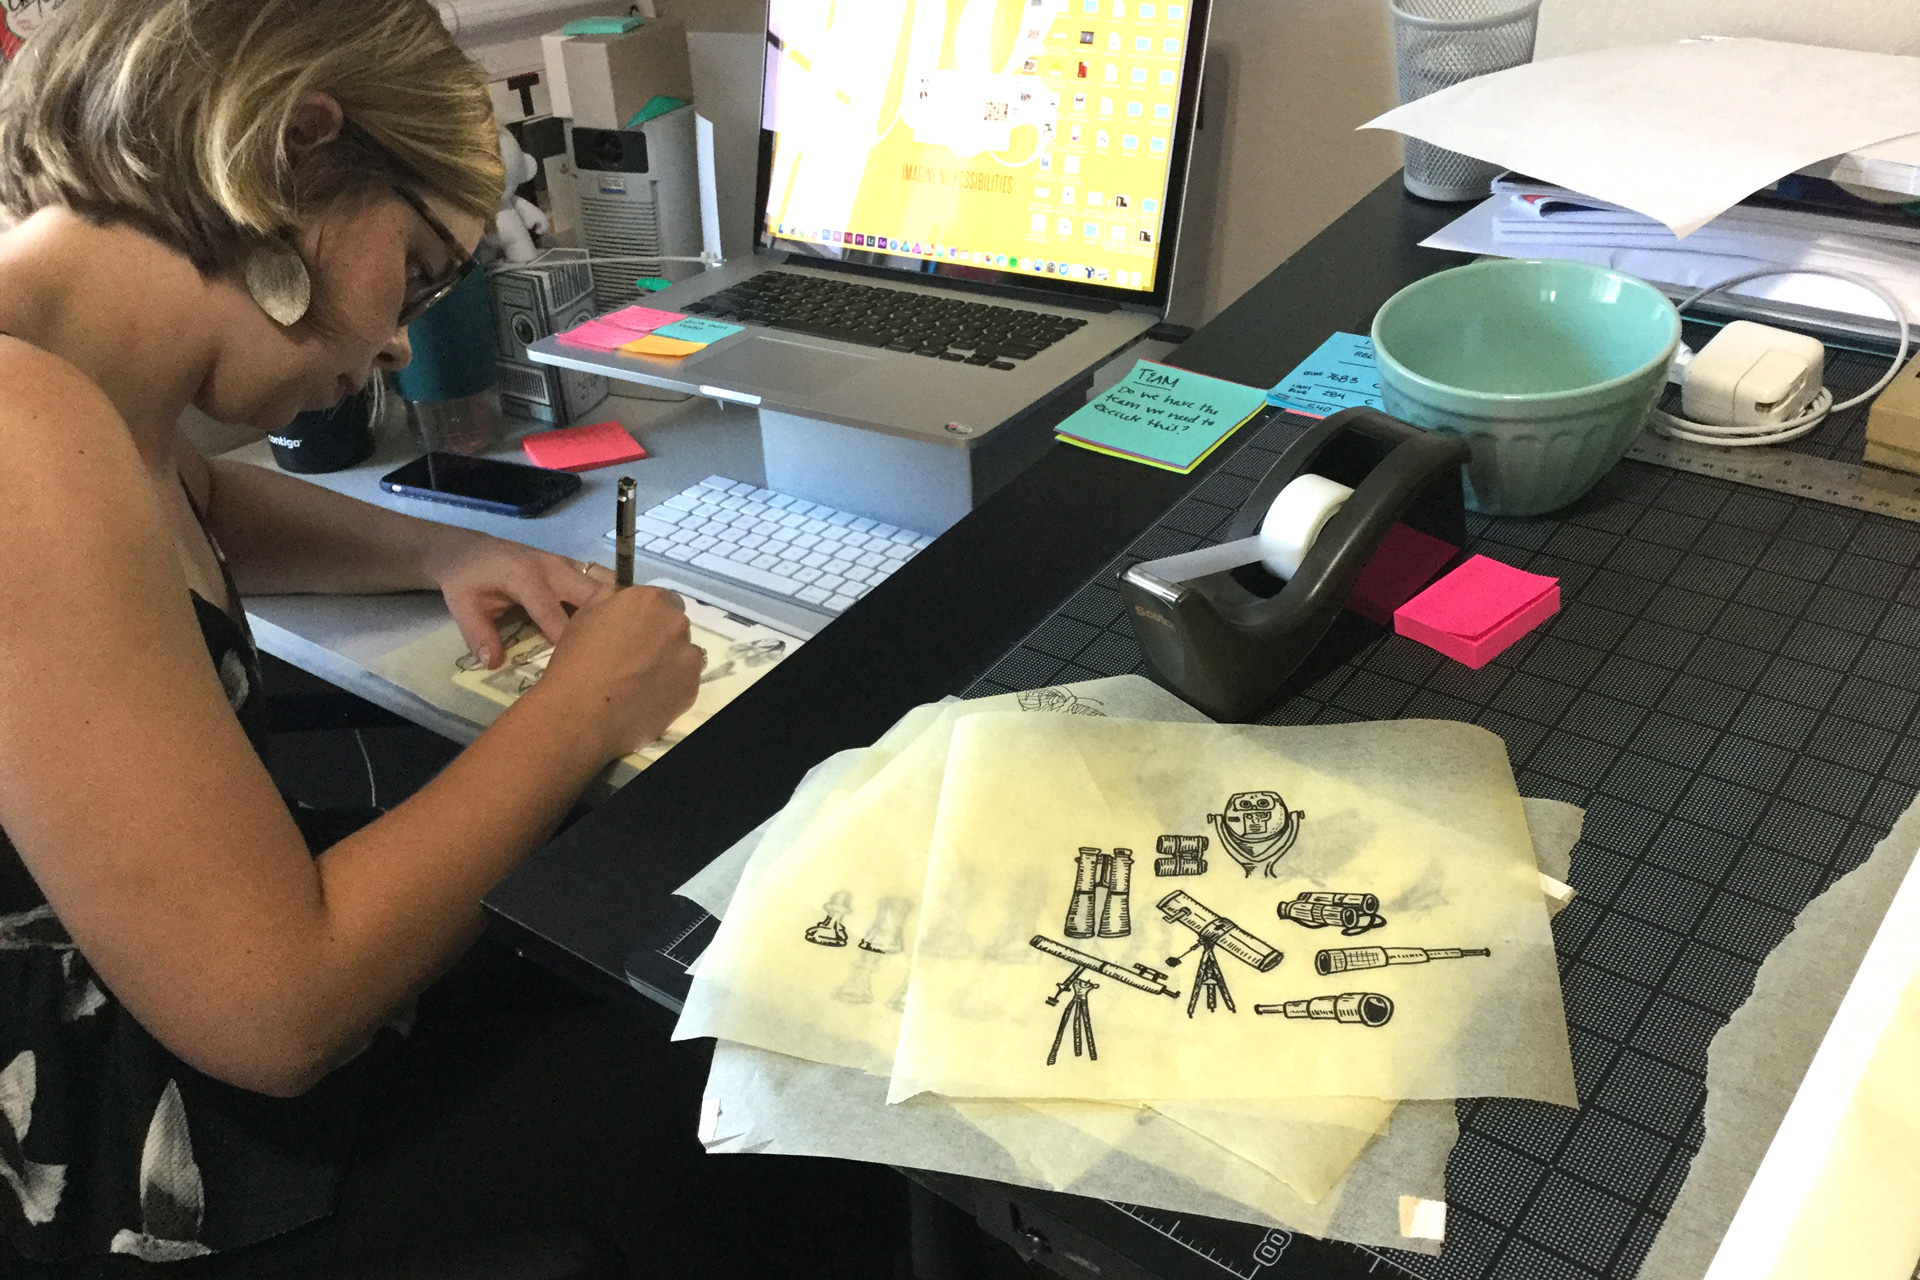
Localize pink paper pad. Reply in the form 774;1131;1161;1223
599;305;685;333
520;420;647;472
1346;523;1459;625
1393;555;1559;669
555;319;646;351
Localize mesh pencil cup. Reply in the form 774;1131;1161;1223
1387;0;1541;202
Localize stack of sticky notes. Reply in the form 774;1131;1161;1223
1393;554;1560;669
1054;360;1269;473
555;305;686;351
622;316;744;359
556;307;745;360
520;419;647;471
1266;333;1385;418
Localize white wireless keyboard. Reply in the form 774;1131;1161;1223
608;476;932;615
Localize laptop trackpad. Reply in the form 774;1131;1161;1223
688;335;876;394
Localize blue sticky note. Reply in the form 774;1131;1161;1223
1266;332;1384;418
651;317;744;344
1055;360;1269;473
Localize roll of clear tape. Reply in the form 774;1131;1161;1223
1130;473;1355;585
1259;474;1354;580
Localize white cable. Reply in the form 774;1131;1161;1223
1649;266;1910;447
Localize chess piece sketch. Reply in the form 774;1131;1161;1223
886;975;910;1013
1316;946;1489;975
1065;848;1105;939
1256;993;1395;1027
1157;891;1283;1018
834;952;880;1005
1154;835;1208;877
1208;791;1305;877
1098;850;1132;939
858;897;912;954
804;891;852;947
1279;891;1387;936
728;637;788;668
1030;936;1179;1065
1016;687;1106;716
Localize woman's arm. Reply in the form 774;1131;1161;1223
185;447;607;668
1;352;702;1096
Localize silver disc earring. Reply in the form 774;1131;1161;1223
244;245;312;326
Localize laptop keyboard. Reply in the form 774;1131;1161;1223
680;272;1088;368
609;476;932;614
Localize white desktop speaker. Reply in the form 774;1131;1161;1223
547;106;705;312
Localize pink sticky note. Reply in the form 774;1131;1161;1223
599;305;686;333
520;420;646;472
1346;523;1459;625
556;319;646;351
1393;555;1559;669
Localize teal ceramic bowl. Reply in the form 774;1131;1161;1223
1371;259;1681;516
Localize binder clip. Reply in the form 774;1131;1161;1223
1119;408;1469;722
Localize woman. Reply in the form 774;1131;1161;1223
0;0;714;1267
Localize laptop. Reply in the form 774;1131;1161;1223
540;0;1214;446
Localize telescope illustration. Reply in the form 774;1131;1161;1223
1315;945;1490;975
1278;891;1387;936
1156;890;1283;1017
1030;934;1180;1066
1254;993;1395;1027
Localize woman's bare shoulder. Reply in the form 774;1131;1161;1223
0;337;153;518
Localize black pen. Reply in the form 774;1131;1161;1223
614;477;636;588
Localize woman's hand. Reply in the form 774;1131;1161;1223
535;585;705;759
421;529;613;668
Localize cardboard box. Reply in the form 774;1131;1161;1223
558;20;692;130
1864;350;1920;476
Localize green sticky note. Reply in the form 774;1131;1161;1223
634;277;673;293
1055;361;1269;473
562;16;645;34
624;95;688;128
652;317;744;343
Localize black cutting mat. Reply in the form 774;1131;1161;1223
960;412;1920;1280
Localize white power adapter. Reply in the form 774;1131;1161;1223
1649;266;1911;449
1679;321;1825;428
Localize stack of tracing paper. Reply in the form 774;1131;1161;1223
674;676;1581;1252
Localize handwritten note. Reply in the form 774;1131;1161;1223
1266;332;1384;418
1054;360;1269;473
651;317;745;344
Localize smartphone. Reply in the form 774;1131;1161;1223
379;452;583;518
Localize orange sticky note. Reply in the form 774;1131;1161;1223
620;334;706;358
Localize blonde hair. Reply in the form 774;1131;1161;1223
0;0;504;275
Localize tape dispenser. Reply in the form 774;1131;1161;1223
1120;407;1470;721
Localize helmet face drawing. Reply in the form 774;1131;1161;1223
1208;791;1305;877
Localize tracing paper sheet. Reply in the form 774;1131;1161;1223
672;678;1206;1074
890;715;1576;1104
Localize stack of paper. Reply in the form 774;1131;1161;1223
673;677;1583;1252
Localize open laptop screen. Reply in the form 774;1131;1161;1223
756;0;1209;311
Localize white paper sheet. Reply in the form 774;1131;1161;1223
1363;38;1920;237
1639;795;1920;1280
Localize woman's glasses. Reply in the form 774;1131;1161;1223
389;184;479;327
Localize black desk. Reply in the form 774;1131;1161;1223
484;178;1463;1009
486;175;1920;1280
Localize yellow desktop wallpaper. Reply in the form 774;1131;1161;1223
762;0;1193;291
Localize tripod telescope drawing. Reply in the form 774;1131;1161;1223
1157;890;1284;1017
1030;935;1180;1065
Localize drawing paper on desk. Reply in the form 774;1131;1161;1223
451;592;801;770
889;715;1578;1107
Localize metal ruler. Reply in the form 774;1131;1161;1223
1626;433;1920;524
1102;1202;1426;1280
